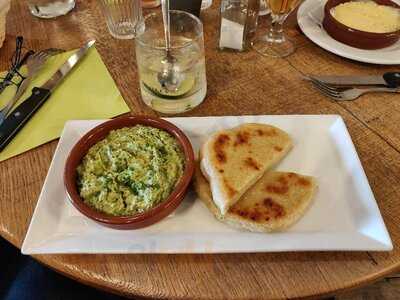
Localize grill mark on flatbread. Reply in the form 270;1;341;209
265;184;289;195
274;146;283;152
278;175;289;185
213;134;230;163
234;130;250;146
244;157;261;170
265;173;292;194
229;197;286;223
256;129;264;136
249;210;262;221
297;177;311;186
229;207;249;217
283;173;311;187
223;178;237;197
257;128;278;137
256;128;278;136
263;198;285;219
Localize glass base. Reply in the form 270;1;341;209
141;84;207;114
252;34;295;58
28;0;75;18
107;22;144;40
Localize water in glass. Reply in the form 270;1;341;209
135;11;207;114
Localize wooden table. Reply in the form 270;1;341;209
1;1;400;299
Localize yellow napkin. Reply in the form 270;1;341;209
0;47;130;162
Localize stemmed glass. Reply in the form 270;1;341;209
252;0;302;57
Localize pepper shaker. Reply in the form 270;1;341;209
219;0;260;51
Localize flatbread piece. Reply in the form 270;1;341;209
194;164;317;232
200;123;292;215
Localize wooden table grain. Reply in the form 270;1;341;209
1;1;400;299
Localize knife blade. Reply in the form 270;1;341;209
307;72;400;88
0;40;95;152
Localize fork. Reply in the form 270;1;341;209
308;77;400;101
0;48;64;124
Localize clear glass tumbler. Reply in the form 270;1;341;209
252;0;302;57
28;0;75;18
135;10;207;114
98;0;143;39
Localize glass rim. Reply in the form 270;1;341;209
135;10;203;50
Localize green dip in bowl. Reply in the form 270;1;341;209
76;125;185;216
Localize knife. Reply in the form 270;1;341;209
307;72;400;88
0;40;95;152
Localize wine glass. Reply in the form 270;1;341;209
252;0;302;57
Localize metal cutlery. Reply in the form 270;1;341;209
0;36;34;95
309;77;399;101
305;72;400;88
0;50;34;95
0;48;64;125
0;40;95;152
157;0;182;92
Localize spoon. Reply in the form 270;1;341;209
157;0;182;92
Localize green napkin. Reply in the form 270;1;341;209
0;47;130;162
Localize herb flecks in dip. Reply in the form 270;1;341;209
77;125;185;216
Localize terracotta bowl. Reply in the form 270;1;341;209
64;116;195;230
323;0;400;49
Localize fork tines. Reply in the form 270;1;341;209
307;76;347;100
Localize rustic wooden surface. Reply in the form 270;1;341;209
336;274;400;299
1;0;400;299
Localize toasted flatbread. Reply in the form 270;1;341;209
194;165;317;232
200;123;292;215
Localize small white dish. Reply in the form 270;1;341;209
297;0;400;65
22;115;392;254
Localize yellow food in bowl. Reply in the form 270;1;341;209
331;1;400;33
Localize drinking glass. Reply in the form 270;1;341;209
135;10;207;114
28;0;75;18
98;0;143;39
252;0;302;57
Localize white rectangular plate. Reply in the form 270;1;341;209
22;115;393;254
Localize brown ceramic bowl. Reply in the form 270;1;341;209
323;0;400;49
64;116;195;230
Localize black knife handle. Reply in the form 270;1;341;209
0;87;51;152
383;72;400;88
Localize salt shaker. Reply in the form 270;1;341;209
219;0;260;51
